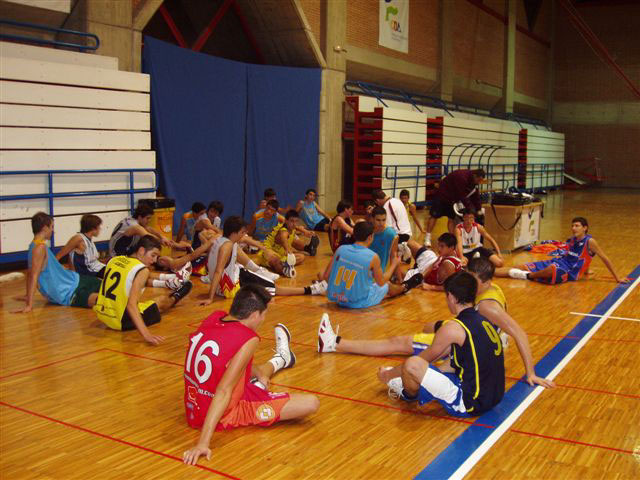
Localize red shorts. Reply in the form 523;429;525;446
217;382;290;431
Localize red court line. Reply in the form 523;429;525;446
509;428;634;455
0;349;105;380
0;401;240;479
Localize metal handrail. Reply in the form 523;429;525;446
0;168;156;248
0;19;99;51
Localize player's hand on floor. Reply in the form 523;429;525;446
527;374;555;388
183;445;211;465
11;305;32;314
617;277;631;284
144;334;165;346
199;299;213;307
13;294;27;302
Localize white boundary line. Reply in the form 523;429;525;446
449;275;640;480
569;312;640;323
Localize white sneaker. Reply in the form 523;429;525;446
310;280;328;295
286;253;297;267
164;276;184;290
273;323;296;369
424;234;432;247
282;261;296;278
317;313;338;352
174;261;192;282
500;331;509;350
200;275;211;284
257;266;279;282
473;251;481;259
398;242;412;263
387;377;404;400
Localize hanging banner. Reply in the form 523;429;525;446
379;0;409;53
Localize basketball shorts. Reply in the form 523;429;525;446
524;259;573;284
313;218;330;232
216;382;290;431
69;275;102;308
398;233;411;244
414;247;438;273
191;255;208;276
429;196;457;220
463;247;495;262
337;283;389;309
411;333;434;355
121;301;161;331
239;268;276;296
417;365;470;417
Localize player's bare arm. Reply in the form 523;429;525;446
55;234;84;264
588;238;628;283
183;337;258;466
477;225;502;259
13;243;46;313
322;256;334;282
454;228;466;263
315;202;331;220
128;268;165;345
200;243;232;306
477;300;554;388
335;216;354;235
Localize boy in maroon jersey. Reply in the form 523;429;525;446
182;284;319;466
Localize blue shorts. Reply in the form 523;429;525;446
338;283;389;309
525;259;575;284
417;365;471;417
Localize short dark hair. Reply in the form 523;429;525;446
444;271;477;305
371;189;386;200
230;284;272;319
572;217;588;231
31;211;52;234
133;203;154;219
285;209;299;220
471;169;486;178
363;200;375;209
461;208;476;217
80;214;102;233
399;189;410;197
264;188;276;199
336;199;352;213
353;221;374;241
266;199;280;211
467;257;495;282
135;234;161;253
305;188;316;196
208;200;224;215
371;206;386;217
191;202;206;214
438;232;457;248
223;216;247;238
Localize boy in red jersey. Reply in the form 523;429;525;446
182;284;319;466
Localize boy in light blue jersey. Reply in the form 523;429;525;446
369;206;398;272
13;212;102;313
296;188;330;232
323;221;423;309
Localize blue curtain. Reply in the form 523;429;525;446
142;37;321;227
245;65;321;215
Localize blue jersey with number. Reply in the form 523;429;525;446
327;244;377;305
299;200;323;229
370;227;396;271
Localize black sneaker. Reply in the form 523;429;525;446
171;280;193;304
403;273;423;292
305;235;320;256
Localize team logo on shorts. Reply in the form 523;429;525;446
256;403;275;422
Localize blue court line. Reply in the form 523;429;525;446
416;265;640;480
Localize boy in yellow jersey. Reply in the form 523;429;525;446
94;235;193;346
399;189;425;234
318;257;555;389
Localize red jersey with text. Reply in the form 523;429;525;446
184;311;288;430
424;255;462;285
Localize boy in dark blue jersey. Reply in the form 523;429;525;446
379;271;505;416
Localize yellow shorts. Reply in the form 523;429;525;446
411;333;434;355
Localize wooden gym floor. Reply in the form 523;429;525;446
1;188;639;479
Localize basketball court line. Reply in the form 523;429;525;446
570;312;640;323
0;349;105;380
416;265;640;480
0;401;239;479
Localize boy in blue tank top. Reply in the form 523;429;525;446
368;206;398;272
13;212;102;313
296;188;330;232
324;221;423;309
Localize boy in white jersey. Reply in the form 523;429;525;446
199;216;327;306
455;209;503;267
56;214;106;278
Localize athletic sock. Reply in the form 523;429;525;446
152;279;166;288
158;273;176;280
245;260;259;272
304;286;311;295
508;268;529;280
269;355;286;373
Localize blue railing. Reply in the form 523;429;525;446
0;19;99;51
344;81;549;129
382;163;565;205
0;168;156;259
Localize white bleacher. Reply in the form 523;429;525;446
353;95;564;201
0;43;155;255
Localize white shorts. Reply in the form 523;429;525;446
416;249;437;273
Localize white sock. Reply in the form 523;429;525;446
508;268;529;280
152;279;167;288
269;356;285;373
158;273;176;280
245;260;259;272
